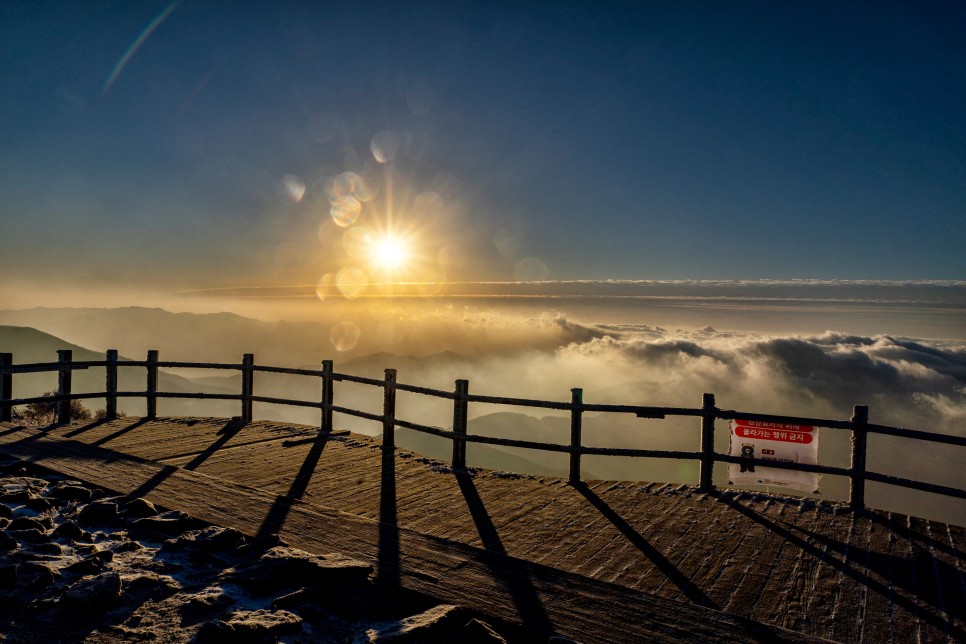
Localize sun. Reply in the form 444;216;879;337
367;233;411;273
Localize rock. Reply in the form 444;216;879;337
197;609;302;642
231;546;372;592
18;561;59;590
0;563;17;587
113;539;144;553
63;571;122;610
0;531;19;551
366;604;466;642
24;494;53;511
64;556;105;576
52;520;86;541
0;503;11;518
50;484;93;503
124;572;181;597
33;542;64;556
78;500;120;525
271;587;308;610
124;497;158;518
234;532;286;558
8;516;48;533
180;587;235;622
0;484;33;503
8;528;49;544
161;526;244;553
129;511;206;537
464;618;508;643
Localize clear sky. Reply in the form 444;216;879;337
2;1;964;296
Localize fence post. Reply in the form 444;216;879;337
105;350;118;420
57;349;73;424
850;405;869;511
241;353;254;422
321;359;334;432
452;379;469;469
569;388;583;484
146;350;158;419
383;368;397;450
698;393;717;492
0;353;12;423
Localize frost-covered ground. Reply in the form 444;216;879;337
0;459;515;643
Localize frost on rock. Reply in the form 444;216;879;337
197;608;302;641
231;545;373;591
161;526;245;553
366;604;466;642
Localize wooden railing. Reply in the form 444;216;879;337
1;349;964;512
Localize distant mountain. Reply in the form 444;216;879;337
0;307;362;367
0;325;238;418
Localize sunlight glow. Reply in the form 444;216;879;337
368;234;411;273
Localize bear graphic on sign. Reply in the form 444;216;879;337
739;443;755;472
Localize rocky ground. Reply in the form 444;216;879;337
0;458;532;643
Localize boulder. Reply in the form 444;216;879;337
8;528;49;544
24;494;54;511
8;516;48;533
52;520;86;541
18;561;59;590
464;618;508;643
231;546;372;592
77;500;120;525
50;484;93;503
124;497;158;518
180;587;235;622
197;609;302;642
161;526;244;553
129;511;206;537
366;604;466;642
62;572;122;610
0;532;17;551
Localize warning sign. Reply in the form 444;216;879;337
728;420;820;492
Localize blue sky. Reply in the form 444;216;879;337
2;1;964;293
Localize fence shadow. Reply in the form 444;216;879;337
377;446;400;585
255;431;329;539
91;418;151;447
572;482;719;609
456;472;553;634
711;491;966;639
183;417;247;471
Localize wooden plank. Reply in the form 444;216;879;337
4;418;962;642
0;426;826;644
859;512;896;643
662;493;756;604
799;508;853;640
822;510;862;643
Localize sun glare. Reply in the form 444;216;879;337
368;234;411;273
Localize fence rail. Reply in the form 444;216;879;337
1;349;964;511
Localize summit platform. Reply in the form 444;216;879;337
1;417;962;643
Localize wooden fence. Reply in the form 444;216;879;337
1;349;964;512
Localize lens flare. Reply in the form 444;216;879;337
371;129;402;163
336;267;368;298
330;195;361;227
329;321;361;351
278;175;306;204
514;257;548;281
315;274;336;301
